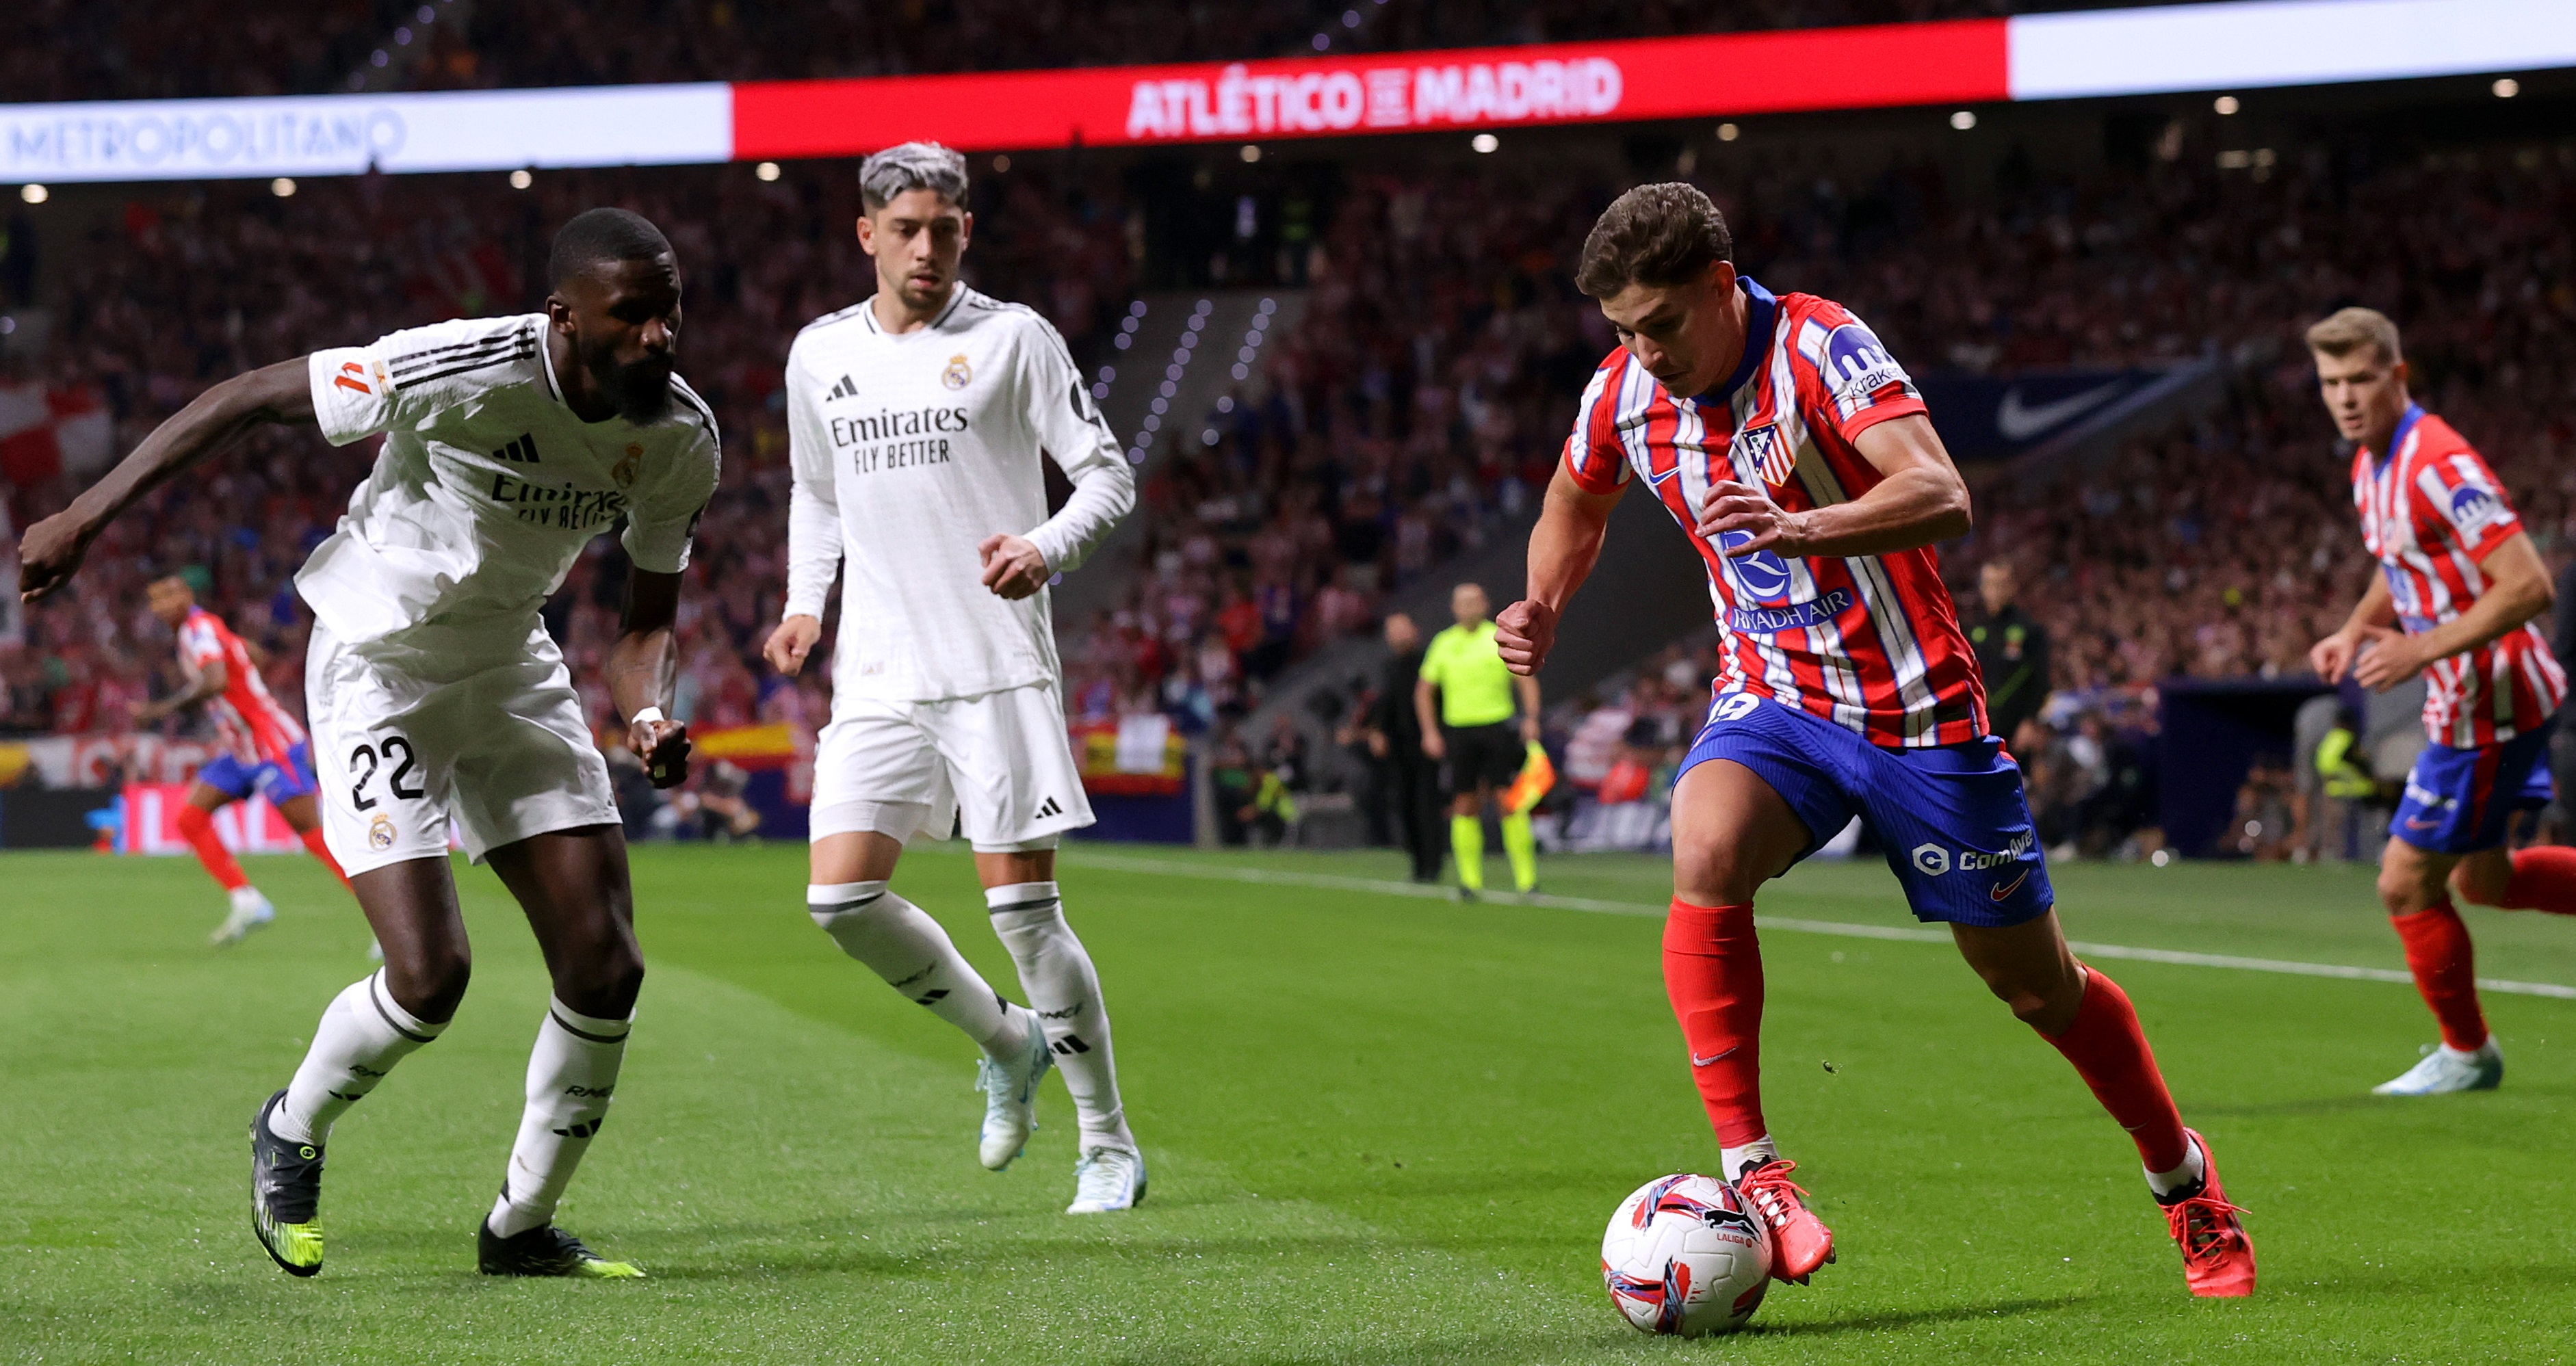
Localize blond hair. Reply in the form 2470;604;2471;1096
2305;306;2402;365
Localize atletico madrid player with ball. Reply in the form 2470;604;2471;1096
1496;184;2255;1298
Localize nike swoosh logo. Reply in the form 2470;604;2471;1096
1693;1047;1736;1067
1995;380;2127;442
2404;815;2443;830
1990;868;2033;901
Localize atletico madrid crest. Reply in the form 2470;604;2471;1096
1733;424;1794;488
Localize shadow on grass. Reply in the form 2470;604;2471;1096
1754;1293;2093;1337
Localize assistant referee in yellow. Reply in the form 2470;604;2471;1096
1414;581;1542;899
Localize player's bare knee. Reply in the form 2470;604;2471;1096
2376;863;2443;916
554;954;642;1020
384;944;471;1023
2449;858;2512;908
1673;846;1763;906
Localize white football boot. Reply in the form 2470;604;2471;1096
210;886;277;947
1067;1144;1147;1214
2372;1039;2503;1095
974;1005;1053;1171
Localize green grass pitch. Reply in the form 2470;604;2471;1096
8;841;2576;1363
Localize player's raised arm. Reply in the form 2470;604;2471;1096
1498;464;1623;677
18;357;316;602
1695;412;1970;562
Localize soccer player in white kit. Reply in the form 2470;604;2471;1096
762;143;1145;1213
18;209;714;1278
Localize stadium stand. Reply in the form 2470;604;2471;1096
5;0;2213;102
8;110;2575;860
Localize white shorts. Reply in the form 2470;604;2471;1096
811;682;1093;851
306;620;618;876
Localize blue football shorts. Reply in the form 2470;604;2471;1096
2392;720;2554;856
196;739;320;806
1676;692;2053;928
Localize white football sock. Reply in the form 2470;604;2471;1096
987;882;1134;1151
1720;1137;1780;1182
488;998;630;1239
273;970;444;1146
2146;1132;2209;1200
810;882;1022;1053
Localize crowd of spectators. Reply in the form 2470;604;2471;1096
10;117;2576;867
7;1;2206;103
0;158;1135;750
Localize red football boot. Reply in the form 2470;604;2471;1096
1734;1158;1835;1283
2161;1129;2255;1298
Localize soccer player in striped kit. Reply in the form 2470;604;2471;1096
2304;306;2576;1096
1497;184;2253;1298
135;574;354;945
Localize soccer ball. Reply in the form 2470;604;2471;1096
1600;1173;1773;1337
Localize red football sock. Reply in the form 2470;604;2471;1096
2501;846;2576;913
175;804;250;893
299;826;352;889
2390;903;2488;1051
1662;899;1767;1148
2039;968;2189;1174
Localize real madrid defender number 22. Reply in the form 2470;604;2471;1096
18;207;717;1281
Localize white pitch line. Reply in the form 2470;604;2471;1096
1061;851;2576;1001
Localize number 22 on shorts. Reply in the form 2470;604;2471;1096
348;734;425;852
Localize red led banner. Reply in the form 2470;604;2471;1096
730;21;2010;158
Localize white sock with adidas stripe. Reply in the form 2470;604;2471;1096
987;882;1134;1153
274;970;445;1146
809;882;1022;1052
487;998;630;1239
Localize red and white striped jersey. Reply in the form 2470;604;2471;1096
176;607;306;765
2351;404;2565;748
1563;276;1986;748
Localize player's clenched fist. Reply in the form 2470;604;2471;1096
630;714;692;789
764;614;823;677
978;533;1050;600
16;510;96;603
1496;598;1556;677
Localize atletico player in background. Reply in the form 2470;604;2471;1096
135;575;353;944
2305;306;2576;1096
1497;183;2254;1298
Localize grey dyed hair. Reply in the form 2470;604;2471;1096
859;141;969;212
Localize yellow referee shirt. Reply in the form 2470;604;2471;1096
1420;620;1518;728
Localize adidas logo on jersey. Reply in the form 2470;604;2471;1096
493;433;541;464
824;374;860;402
1036;796;1063;819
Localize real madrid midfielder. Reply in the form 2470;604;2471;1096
763;143;1145;1213
18;209;714;1279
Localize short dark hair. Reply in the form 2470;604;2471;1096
1576;183;1732;298
548;207;673;288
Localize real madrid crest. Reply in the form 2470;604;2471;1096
942;354;974;391
367;812;396;852
612;443;644;489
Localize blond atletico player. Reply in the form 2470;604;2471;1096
2304;306;2576;1097
1494;184;2254;1297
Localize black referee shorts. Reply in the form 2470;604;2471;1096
1442;721;1524;796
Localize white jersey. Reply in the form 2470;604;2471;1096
784;286;1132;702
300;313;721;656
